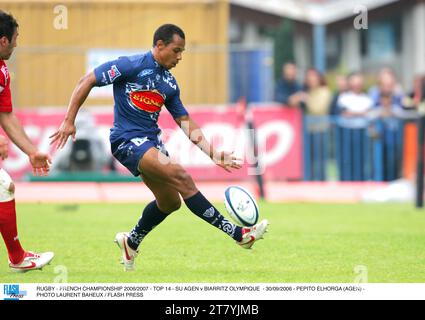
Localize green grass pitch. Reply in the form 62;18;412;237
1;202;425;283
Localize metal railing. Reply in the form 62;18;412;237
303;114;418;181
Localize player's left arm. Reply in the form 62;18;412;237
174;114;242;172
0;112;51;175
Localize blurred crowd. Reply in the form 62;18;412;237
274;62;425;119
275;63;425;182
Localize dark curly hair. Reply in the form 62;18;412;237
153;24;185;47
0;10;18;42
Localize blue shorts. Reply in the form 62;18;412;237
111;135;169;176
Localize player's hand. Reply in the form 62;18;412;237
212;151;242;173
0;135;8;160
28;151;52;176
49;120;77;149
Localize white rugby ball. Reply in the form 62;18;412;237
224;186;259;227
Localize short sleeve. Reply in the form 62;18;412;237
0;72;5;88
94;56;135;87
165;88;188;118
0;71;12;112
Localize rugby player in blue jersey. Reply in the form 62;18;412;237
50;24;268;271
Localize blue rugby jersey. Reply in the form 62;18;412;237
94;50;188;142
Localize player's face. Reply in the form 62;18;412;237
157;34;185;70
0;29;18;60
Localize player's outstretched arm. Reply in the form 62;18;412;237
50;71;97;149
28;151;52;176
0;112;51;176
175;115;242;172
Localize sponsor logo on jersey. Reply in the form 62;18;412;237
138;69;154;78
162;71;177;90
107;65;121;82
130;89;165;113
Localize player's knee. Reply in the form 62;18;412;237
169;167;197;198
0;169;15;201
158;198;182;214
159;198;182;214
172;168;195;189
170;198;182;212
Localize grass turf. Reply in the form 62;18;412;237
1;202;424;283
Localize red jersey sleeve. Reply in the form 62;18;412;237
0;61;12;112
0;86;12;112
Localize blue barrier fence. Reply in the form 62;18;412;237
303;116;408;181
229;47;273;103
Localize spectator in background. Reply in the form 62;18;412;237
369;92;405;120
337;72;373;118
369;68;404;109
329;74;348;116
274;62;303;106
368;92;405;181
300;68;332;181
335;72;373;181
301;68;332;116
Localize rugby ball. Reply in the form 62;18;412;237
224;186;259;227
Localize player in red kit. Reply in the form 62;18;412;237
0;10;54;272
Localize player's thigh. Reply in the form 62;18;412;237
138;147;179;181
138;147;196;193
141;172;181;214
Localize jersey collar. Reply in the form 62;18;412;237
149;49;166;70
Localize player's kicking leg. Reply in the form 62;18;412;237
115;172;181;271
0;169;54;272
139;148;268;248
